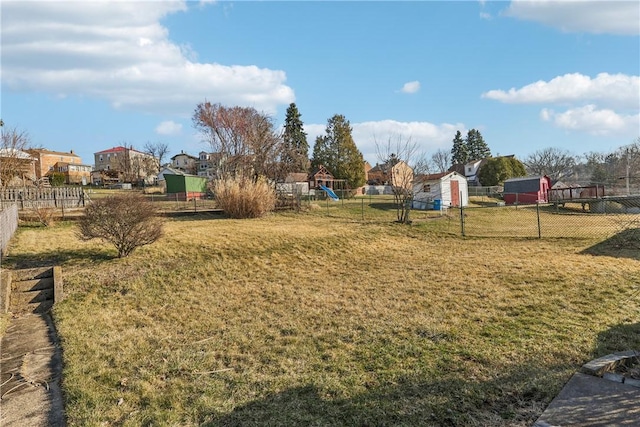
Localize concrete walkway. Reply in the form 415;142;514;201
534;352;640;427
0;313;65;426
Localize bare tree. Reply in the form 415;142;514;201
524;147;576;180
431;148;451;173
192;101;282;181
375;135;419;224
77;193;163;257
144;141;170;172
0;125;33;187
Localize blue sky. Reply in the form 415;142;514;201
2;0;639;168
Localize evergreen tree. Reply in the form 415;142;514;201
450;130;468;165
281;103;310;173
465;129;491;160
478;156;526;186
311;114;366;189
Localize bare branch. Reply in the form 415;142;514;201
0;125;33;187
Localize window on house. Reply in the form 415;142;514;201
423;184;431;193
99;155;103;161
467;167;472;173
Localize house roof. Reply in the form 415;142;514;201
414;172;450;182
26;148;80;158
285;172;308;183
95;146;127;154
0;148;33;160
448;163;465;174
309;165;334;177
158;166;186;176
369;163;389;173
95;146;148;155
503;175;548;183
369;159;408;174
170;152;198;160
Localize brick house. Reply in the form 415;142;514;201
93;146;158;185
26;148;91;184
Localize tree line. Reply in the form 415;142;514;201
191;102;366;190
3;106;638;192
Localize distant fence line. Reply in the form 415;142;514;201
0;204;19;257
308;194;640;240
0;187;86;210
468;186;502;197
454;202;640;239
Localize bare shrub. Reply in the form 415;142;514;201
212;177;276;219
31;205;56;227
77;193;163;257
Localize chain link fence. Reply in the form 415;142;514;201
304;195;640;240
455;201;640;239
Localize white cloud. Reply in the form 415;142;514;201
541;105;640;136
1;1;294;115
504;0;640;35
479;12;492;20
487;73;640;136
155;120;183;135
482;73;640;109
305;119;464;164
400;81;421;94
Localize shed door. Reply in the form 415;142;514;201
451;180;460;207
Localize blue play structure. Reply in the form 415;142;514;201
319;184;339;201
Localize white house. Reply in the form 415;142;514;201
170;151;198;174
464;159;485;186
413;171;469;209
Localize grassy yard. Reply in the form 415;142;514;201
3;207;640;426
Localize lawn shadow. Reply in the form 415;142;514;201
593;322;640;358
204;360;567;427
160;210;225;221
368;202;397;211
580;228;640;261
3;247;116;269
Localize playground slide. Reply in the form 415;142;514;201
319;184;339;201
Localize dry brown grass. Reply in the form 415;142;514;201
2;211;640;426
212;177;275;218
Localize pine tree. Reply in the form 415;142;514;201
466;129;491;160
450;130;468;165
281;103;310;173
311;114;366;189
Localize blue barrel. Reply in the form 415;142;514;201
433;199;441;210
